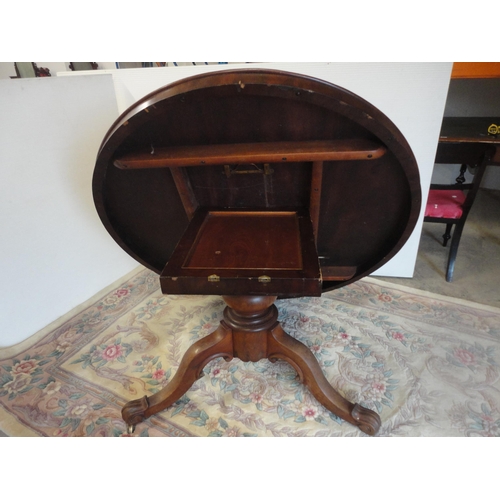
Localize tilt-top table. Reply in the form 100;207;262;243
93;69;421;436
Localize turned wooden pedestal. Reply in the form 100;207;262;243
122;295;381;436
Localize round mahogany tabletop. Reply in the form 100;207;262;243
93;69;421;293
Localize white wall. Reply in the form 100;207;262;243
0;74;137;348
0;63;452;348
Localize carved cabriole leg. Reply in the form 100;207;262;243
267;324;382;436
121;321;234;431
122;294;381;436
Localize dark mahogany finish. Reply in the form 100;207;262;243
94;69;421;435
94;69;421;288
425;117;500;281
439;117;500;165
122;295;381;436
113;139;387;169
160;208;322;297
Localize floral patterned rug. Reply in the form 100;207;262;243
1;267;500;437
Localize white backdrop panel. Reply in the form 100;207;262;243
0;75;136;347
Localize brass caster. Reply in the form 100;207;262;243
127;424;136;434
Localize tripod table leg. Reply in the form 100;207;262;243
122;322;233;432
267;324;381;436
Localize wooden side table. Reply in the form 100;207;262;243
438;117;500;165
93;69;421;435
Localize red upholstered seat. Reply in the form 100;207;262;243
425;190;466;219
424;147;493;282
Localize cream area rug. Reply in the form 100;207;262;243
1;267;499;437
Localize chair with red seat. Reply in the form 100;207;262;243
424;148;494;282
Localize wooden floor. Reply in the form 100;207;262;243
380;188;500;308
